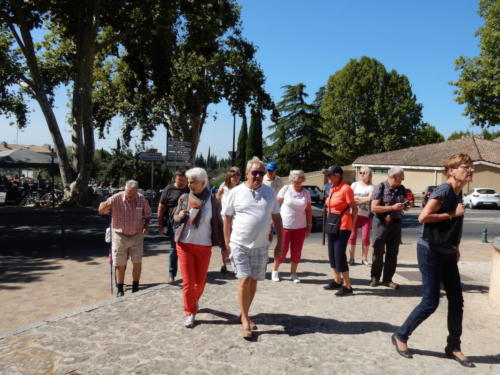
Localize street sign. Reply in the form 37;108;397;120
167;140;191;148
138;152;163;161
166;161;192;167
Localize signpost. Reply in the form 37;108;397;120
166;139;192;168
139;151;163;190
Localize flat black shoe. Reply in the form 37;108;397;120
323;280;343;290
445;348;475;368
220;265;227;274
369;278;379;287
391;334;412;359
335;286;353;297
116;290;124;298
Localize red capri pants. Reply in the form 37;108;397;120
275;227;307;264
177;242;212;315
347;215;372;246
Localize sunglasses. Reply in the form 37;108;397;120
250;170;266;177
458;165;474;171
359;172;366;175
230;170;241;176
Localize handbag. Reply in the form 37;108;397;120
325;205;349;235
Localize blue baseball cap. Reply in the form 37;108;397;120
266;162;278;171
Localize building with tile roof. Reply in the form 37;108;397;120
352;136;500;194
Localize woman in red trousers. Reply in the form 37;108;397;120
173;167;227;328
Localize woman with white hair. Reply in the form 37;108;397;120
348;167;374;266
271;170;312;283
173;167;227;328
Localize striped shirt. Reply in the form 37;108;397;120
106;191;151;236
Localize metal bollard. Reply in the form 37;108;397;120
481;228;488;243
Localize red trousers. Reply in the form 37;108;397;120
276;227;307;264
177;242;212;315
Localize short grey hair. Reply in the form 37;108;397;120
186;167;208;187
388;166;404;177
125;180;139;189
246;156;265;173
289;170;305;182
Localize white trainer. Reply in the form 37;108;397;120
291;273;301;283
271;270;280;282
184;314;195;328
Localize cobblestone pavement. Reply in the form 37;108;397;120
1;236;499;374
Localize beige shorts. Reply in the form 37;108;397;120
112;232;144;266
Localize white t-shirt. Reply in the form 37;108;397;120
277;185;310;229
351;181;374;217
222;183;280;248
219;183;231;215
179;199;213;246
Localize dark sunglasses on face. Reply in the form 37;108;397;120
250;170;266;177
230;171;241;176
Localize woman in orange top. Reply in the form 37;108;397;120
322;166;358;296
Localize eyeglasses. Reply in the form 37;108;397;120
250;170;266;177
359;172;366;175
230;171;241;176
458;165;475;171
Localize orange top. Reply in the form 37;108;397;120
325;180;355;231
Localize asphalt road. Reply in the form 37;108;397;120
311;205;500;242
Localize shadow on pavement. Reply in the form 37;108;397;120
0;256;62;290
196;308;399;337
410;348;500;365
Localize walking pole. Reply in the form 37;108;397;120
109;247;113;295
322;205;326;246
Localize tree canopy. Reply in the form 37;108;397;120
412;123;445;146
320;57;424;165
0;0;272;205
451;0;499;127
267;83;328;174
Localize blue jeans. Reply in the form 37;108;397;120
395;240;464;351
168;236;178;278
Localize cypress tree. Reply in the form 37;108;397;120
236;116;248;174
246;112;263;161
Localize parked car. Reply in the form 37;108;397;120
463;188;500;209
422;185;438;207
303;185;324;204
0;184;6;205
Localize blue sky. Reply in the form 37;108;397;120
2;0;497;159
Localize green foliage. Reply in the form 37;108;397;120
320;57;423;165
447;130;471;140
267;83;328;174
93;141;172;189
451;0;500;127
412;123;445;146
236;116;248;174
246;111;263;160
480;128;500;139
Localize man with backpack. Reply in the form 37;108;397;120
369;167;410;289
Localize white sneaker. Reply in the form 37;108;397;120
271;270;280;282
184;314;195;328
291;273;301;283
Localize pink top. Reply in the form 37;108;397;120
106;191;151;236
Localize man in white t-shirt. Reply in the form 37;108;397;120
223;157;283;339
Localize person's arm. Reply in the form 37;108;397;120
349;201;358;229
142;198;151;235
272;213;283;259
173;195;188;222
223;215;233;255
305;200;312;237
371;199;404;214
98;197;112;215
418;198;464;224
157;203;166;235
216;187;224;201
